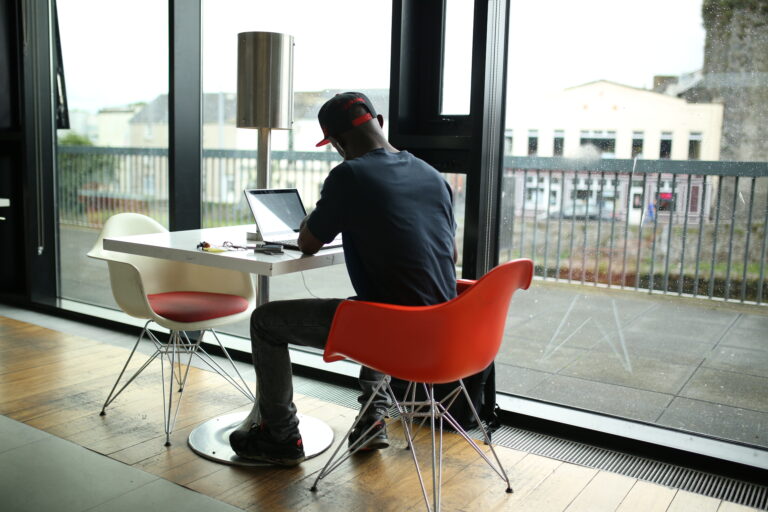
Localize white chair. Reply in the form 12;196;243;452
87;213;256;446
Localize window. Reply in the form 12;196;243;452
526;187;543;201
553;129;564;156
660;131;673;159
688;132;702;160
571;189;591;200
200;0;391;212
657;192;676;211
690;185;699;213
441;0;474;115
56;0;169;309
580;130;616;158
201;0;392;334
632;131;644;158
527;129;538;155
499;0;768;458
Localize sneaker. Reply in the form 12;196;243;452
348;408;389;451
229;423;305;466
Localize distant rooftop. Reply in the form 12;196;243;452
129;89;389;125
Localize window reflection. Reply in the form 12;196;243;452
499;0;768;450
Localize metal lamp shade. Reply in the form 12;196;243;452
237;32;294;129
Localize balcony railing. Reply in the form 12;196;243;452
57;146;767;304
501;157;768;304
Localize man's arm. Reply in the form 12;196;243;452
297;215;324;255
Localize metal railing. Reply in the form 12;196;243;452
200;149;339;227
499;157;768;304
57;146;767;304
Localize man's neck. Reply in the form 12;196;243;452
345;140;398;161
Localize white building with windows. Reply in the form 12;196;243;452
505;80;723;160
503;80;724;224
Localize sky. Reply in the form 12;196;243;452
57;0;706;114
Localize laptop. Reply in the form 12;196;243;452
243;188;342;250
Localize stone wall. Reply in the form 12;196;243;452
701;0;768;218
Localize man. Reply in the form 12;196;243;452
229;92;457;466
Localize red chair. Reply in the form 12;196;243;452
310;259;534;511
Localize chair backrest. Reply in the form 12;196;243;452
87;213;254;319
87;212;168;262
323;259;534;384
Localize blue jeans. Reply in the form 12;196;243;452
250;298;391;440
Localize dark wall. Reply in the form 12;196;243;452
0;0;26;299
0;0;17;128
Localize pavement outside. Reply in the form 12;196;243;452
60;225;768;449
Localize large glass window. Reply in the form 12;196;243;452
499;0;768;451
201;1;392;336
56;0;169;308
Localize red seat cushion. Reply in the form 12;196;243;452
147;291;249;323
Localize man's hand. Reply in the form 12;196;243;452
297;215;324;255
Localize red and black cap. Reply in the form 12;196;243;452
315;92;378;147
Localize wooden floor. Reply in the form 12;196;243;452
0;315;759;512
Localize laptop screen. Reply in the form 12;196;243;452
244;189;307;235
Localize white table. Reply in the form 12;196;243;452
104;224;345;466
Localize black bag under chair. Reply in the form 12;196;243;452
389;361;500;434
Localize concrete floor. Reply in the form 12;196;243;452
0;414;242;512
60;225;768;449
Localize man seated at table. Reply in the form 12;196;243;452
229;92;458;465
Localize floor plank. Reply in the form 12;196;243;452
616;480;677;511
667;489;722;512
565;471;637;512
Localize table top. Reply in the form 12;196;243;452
103;224;345;276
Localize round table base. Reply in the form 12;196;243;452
188;411;334;467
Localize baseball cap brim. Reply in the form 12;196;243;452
315;111;373;147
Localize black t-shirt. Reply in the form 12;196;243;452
306;148;457;306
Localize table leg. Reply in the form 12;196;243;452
257;274;269;307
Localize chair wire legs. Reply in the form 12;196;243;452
310;379;513;512
99;322;255;446
310;377;390;492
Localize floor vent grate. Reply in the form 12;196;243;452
294;376;768;510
